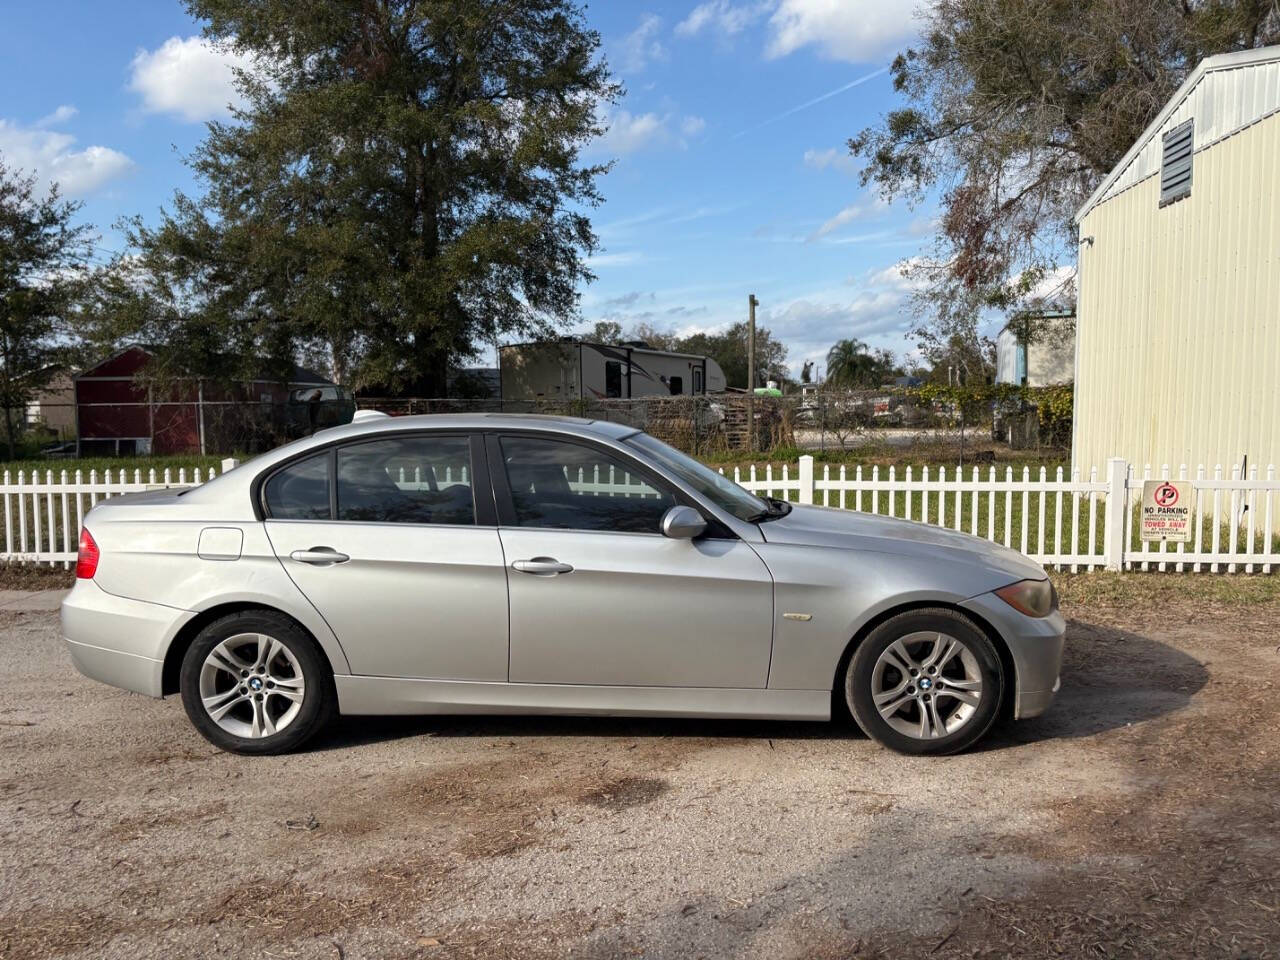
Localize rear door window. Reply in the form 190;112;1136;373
336;435;475;525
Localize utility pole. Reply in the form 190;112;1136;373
747;294;758;450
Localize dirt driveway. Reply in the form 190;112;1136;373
1;578;1278;960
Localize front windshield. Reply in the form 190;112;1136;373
625;432;768;522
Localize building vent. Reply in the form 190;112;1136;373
1160;119;1194;206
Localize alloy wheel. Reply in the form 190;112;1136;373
869;631;984;740
198;633;306;739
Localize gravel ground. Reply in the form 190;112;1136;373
1;583;1278;960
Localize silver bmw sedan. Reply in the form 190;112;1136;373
62;414;1064;756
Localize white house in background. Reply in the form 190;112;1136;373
994;313;1075;387
1073;45;1280;473
24;370;76;439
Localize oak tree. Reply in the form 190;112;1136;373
115;0;620;394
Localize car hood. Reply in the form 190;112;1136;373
757;503;1045;583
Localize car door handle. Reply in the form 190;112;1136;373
512;557;574;576
290;547;350;565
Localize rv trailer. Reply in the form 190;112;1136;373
499;341;727;401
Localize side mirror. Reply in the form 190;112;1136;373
661;505;707;540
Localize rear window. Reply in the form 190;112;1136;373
263;453;331;520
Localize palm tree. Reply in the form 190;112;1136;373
826;338;876;387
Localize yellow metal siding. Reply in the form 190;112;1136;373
1074;111;1280;473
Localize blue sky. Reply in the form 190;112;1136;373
0;0;939;380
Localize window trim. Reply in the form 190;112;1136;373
485;431;732;537
256;429;495;526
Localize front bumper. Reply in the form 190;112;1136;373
61;579;194;698
960;590;1066;720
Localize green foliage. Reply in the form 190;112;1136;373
849;0;1280;357
0;159;95;457
680;322;788;389
100;0;620;394
912;381;1072;426
825;338;902;388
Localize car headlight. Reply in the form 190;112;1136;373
994;578;1057;618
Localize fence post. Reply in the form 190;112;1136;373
220;457;240;475
798;454;815;505
1103;457;1128;572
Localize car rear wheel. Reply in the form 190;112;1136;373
180;611;336;755
845;608;1004;755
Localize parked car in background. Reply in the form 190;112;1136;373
62;414;1064;756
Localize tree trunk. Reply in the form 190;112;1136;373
4;406;15;461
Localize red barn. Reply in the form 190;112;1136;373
75;346;343;455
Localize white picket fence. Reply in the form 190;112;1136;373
0;466;222;565
723;456;1277;573
1;455;1275;573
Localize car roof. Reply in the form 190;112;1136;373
327;412;637;441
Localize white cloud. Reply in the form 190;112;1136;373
803;146;857;174
619;15;668;73
767;0;919;63
595;108;707;155
676;0;772;38
586;251;645;269
0;118;133;196
680;115;707;137
808;194;887;241
129;35;256;123
865;257;929;291
597;110;667;154
36;105;78;128
761;263;927;375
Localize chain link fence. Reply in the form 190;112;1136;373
10;389;1070;461
357;390;1070;460
12;398;355;458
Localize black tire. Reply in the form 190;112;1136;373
845;607;1004;756
179;610;336;755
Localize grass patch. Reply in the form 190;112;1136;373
1052;570;1280;609
701;445;1068;474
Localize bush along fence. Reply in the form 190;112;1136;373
0;456;1274;574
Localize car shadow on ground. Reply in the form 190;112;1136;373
316;618;1209;753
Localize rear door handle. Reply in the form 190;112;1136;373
512;557;574;576
290;547;350;565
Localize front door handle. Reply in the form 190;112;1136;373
512;557;574;576
290;547;350;565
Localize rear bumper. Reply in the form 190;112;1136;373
960;591;1066;720
60;579;193;698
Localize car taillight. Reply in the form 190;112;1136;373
76;528;100;580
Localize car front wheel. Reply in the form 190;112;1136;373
845;608;1004;755
179;611;336;755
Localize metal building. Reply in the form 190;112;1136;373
995;313;1075;387
1073;46;1280;473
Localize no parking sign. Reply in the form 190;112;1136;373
1141;480;1194;542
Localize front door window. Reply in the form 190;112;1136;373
499;436;674;534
